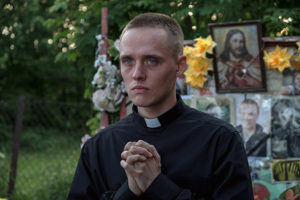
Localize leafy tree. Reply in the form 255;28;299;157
1;0;299;103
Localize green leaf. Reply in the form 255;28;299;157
67;50;80;62
49;2;68;13
0;152;5;159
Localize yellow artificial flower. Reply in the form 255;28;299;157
263;46;292;72
297;41;300;52
185;70;207;88
194;35;216;56
184;36;216;88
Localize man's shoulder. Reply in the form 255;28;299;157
255;124;267;135
86;114;135;144
182;105;237;134
182;107;244;148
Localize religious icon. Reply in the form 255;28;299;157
209;20;267;93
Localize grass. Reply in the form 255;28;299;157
0;129;82;200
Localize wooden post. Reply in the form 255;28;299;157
7;96;25;196
99;8;109;57
99;7;126;126
120;95;127;120
99;7;110;129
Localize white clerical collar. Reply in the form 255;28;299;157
144;117;162;128
132;94;185;129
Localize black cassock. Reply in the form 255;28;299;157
68;97;253;200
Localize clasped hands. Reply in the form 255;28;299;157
120;140;161;196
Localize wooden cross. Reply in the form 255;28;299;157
99;8;126;130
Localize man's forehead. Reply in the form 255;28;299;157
120;27;171;46
121;27;168;41
240;103;258;111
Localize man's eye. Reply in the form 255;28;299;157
146;59;157;65
122;59;132;65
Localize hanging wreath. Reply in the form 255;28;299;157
91;35;125;113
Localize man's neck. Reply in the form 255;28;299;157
243;127;256;142
137;95;177;119
229;53;243;63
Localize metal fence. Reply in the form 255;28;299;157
0;97;93;200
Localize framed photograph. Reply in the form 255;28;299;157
271;159;300;182
233;94;271;157
271;96;300;158
209;20;267;93
263;36;300;95
191;95;235;125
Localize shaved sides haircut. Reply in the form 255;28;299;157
120;13;184;58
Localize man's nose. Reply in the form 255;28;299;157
237;42;243;48
132;62;146;80
245;115;252;121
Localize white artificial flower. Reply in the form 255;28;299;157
94;58;100;68
96;34;102;41
98;54;107;64
93;67;106;88
120;81;126;93
80;134;91;149
92;90;115;112
92;36;125;113
114;39;120;51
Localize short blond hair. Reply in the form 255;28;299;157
120;13;184;58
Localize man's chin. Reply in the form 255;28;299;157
232;51;243;58
133;101;152;108
130;98;150;108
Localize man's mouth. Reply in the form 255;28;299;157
132;86;149;93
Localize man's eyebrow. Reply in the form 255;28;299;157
120;55;131;59
144;54;163;59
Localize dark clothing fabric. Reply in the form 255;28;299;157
236;124;267;157
68;97;253;200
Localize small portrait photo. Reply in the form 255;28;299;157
191;95;235;125
209;21;267;93
281;70;300;96
271;97;300;158
234;94;271;157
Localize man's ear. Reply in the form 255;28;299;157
176;55;187;77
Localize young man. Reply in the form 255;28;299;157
236;99;267;156
217;29;262;89
68;13;253;199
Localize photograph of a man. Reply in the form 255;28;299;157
236;98;268;157
281;71;300;96
209;21;266;93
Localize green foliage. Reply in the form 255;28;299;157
86;112;101;135
1;0;300;103
0;153;9;198
0;130;81;200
